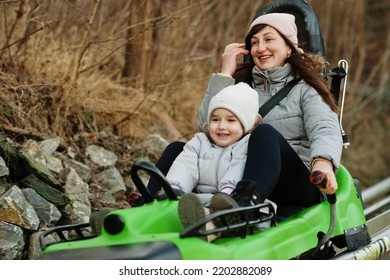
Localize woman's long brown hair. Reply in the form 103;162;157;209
233;24;339;113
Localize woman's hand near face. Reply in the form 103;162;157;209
221;43;249;76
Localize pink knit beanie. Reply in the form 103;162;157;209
248;13;298;48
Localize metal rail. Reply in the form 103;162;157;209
334;178;390;260
363;177;390;204
333;209;390;260
362;177;390;219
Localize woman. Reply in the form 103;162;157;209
199;13;342;212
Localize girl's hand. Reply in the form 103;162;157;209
221;43;249;76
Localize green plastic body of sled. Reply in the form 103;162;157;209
41;165;367;260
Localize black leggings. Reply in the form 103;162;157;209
147;124;320;208
242;124;320;208
147;141;185;196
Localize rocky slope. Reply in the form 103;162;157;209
0;132;168;259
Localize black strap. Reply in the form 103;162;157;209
328;66;346;105
258;79;299;117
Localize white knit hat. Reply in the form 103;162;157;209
248;13;298;48
207;83;260;133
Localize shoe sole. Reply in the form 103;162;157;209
178;193;206;228
210;193;239;211
210;193;244;236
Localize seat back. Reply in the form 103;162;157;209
254;0;325;56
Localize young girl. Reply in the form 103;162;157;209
164;82;262;241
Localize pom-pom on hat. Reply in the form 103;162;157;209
248;13;298;48
207;83;260;133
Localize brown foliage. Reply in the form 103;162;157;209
0;0;389;187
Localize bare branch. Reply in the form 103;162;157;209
0;20;57;50
63;0;102;84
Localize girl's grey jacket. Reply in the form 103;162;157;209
166;133;250;207
198;65;343;172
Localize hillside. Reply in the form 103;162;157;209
0;0;389;188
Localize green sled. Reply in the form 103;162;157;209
39;161;370;260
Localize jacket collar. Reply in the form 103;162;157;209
252;64;293;89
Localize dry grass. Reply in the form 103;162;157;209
0;0;389;187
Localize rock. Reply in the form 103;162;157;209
0;156;9;177
19;149;62;190
27;232;44;260
93;166;127;198
57;152;91;183
19;174;69;207
85;145;117;167
0;221;25;260
23;139;47;166
59;167;91;224
38;137;61;156
0;185;40;231
22;188;62;226
45;154;64;174
0;134;26;181
137;133;169;162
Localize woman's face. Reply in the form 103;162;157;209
208;108;244;147
250;26;291;71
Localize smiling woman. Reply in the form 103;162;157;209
248;13;297;72
249;25;293;71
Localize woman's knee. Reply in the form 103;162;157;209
148;141;185;194
249;124;279;143
164;141;185;155
156;141;185;170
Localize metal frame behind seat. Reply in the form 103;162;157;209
328;60;350;148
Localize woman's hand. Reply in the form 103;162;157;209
312;159;337;195
221;43;249;76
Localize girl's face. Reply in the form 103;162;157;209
250;26;291;71
209;108;244;147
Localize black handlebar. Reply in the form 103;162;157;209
310;170;337;205
130;161;178;203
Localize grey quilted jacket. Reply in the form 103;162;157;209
198;64;343;171
166;133;250;206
